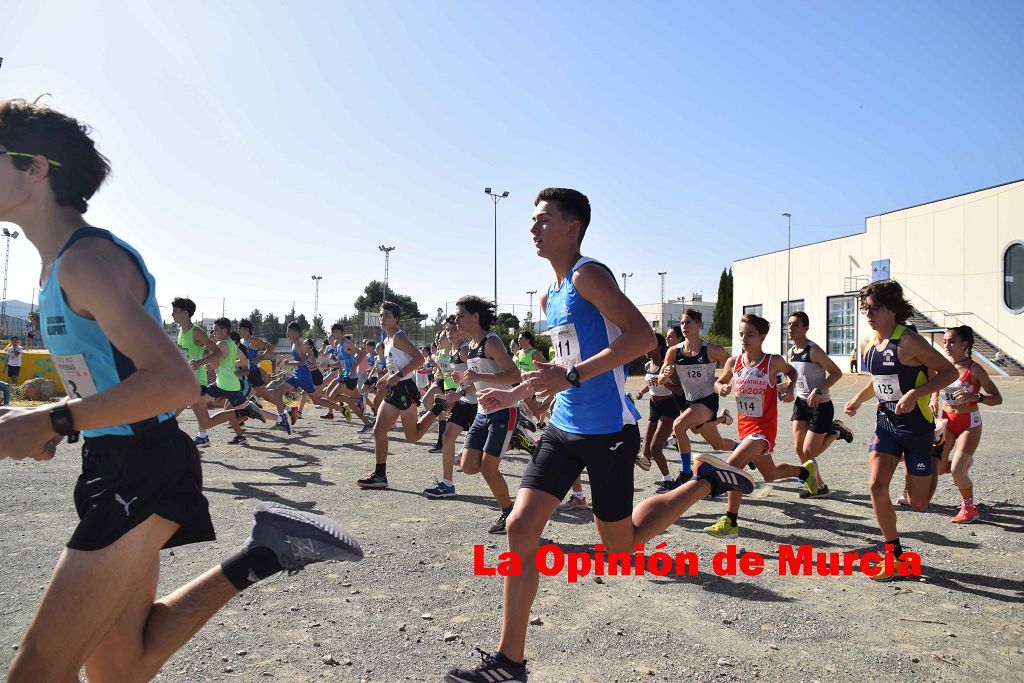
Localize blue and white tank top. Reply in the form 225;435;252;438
385;331;415;380
339;344;356;378
546;256;629;434
39;227;176;437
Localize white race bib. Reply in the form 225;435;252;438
680;367;705;384
549;323;582;368
646;375;660;391
796;376;809;394
872;374;904;402
736;393;764;418
51;353;99;399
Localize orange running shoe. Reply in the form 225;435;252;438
951;503;979;524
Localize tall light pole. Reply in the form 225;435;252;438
782;213;792;307
620;272;633;295
485;188;509;309
525;289;537;330
657;271;667;331
1;227;19;333
311;275;322;330
378;245;395;305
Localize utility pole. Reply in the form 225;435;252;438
657;271;667;331
1;228;19;333
484;188;510;309
311;275;322;330
620;272;633;296
525;290;537;330
378;245;396;304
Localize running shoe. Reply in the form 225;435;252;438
704;515;739;538
193;434;211;448
244;501;363;570
277;413;292;435
356;472;389;489
342;404;352;423
289;406;298;425
510;428;535;453
243;402;267;423
832;419;854;444
489;509;512;534
424;480;456;498
694;455;756;497
320;413;336;420
557;494;588;511
654;478;678;495
675;470;693;486
799;485;831;499
518;415;537;432
896;493;909;506
666;435;678;450
720;409;734;426
229;435;247;445
428;445;444;454
432;396;451;416
951;503;979;524
635;454;652;471
866;556;913;582
357;420;375;434
445;648;527;683
800;460;820;496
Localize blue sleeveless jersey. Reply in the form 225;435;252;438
340;346;355;378
39;227;176;437
546;257;630;434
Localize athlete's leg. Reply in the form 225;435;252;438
792;420;809;460
480;454;513;509
672;404;714;473
397;403;441;443
950;426;981;503
440;421;465;482
868;451;902;539
372;402;401;465
630;476;715;544
9;515;237;683
694;421;736;452
643;418;669;477
496;489;561;663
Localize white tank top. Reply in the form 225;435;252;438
644;360;672;398
674;341;717;400
468;333;518;414
385;331;415;380
450;343;477;405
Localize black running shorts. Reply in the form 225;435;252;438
311;369;325;387
648;396;680;422
791;397;835;434
521;423;641;523
248;365;265;388
384;378;421;411
343;376;358;391
674;393;719;428
69;419;216;551
448;399;478;430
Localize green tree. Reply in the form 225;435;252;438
353;280;421;321
263;312;283;337
495;313;520;335
710;267;733;340
245;308;264;331
313;314;325;337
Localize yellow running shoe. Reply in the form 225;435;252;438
800;460;820;496
704;515;738;538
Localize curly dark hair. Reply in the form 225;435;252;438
456;295;497;330
858;279;913;324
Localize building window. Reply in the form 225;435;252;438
1005;241;1024;313
742;304;763;317
827;295;857;356
781;300;805;351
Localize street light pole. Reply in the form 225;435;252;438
525;289;537;330
378;245;395;305
782;213;792;307
484;188;509;309
311;275;322;330
657;271;667;331
1;228;20;334
620;272;633;295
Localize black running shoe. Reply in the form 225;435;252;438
446;648;527;683
694;455;756;497
832;419;854;444
431;396;450;416
243;401;267;423
356;472;389;489
655;478;678;495
229;435;247;445
489;509;512;534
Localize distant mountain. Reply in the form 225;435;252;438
0;300;33;319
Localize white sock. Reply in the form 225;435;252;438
442;479;454;487
663;474;673;481
197;431;208;438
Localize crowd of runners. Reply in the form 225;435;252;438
0;99;1008;682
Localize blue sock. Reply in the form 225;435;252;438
680;451;692;474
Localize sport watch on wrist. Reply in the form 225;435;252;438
50;400;80;444
565;364;581;388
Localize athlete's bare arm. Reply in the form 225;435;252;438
971;363;1002;406
0;239;200;460
657;343;679;384
191;326;223;370
894;332;958;415
772;355;799;402
708;343;730;364
715;356;737;396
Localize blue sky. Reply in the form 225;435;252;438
2;1;1022;326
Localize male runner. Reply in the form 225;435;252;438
0;99;362;682
844;280;957;580
237;318;292;433
170;297;221;447
786;311;854;498
447;188;752;682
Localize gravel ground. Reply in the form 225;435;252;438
1;374;1022;682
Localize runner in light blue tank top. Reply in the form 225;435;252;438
40;228;175;437
545;256;630;434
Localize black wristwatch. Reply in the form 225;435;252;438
565;364;581;388
50;400;80;444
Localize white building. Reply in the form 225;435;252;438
732;179;1024;375
636;293;716;334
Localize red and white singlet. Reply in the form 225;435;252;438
733;352;778;452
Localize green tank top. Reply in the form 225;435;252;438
515;348;538;373
215;341;241;391
436;351;460;391
177;324;209;383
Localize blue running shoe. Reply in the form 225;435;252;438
423;480;456;498
244;501;363;570
277;413;292;435
446;648;527;683
193;434;210;448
